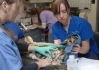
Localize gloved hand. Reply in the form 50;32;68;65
34;45;58;58
61;45;66;49
58;45;66;49
60;42;66;49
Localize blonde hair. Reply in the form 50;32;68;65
1;25;15;40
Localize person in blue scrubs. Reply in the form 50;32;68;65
0;0;55;70
52;0;99;60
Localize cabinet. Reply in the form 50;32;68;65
67;0;91;9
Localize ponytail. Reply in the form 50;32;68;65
1;25;15;40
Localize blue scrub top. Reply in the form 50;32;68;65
4;22;24;42
52;16;99;57
0;28;22;70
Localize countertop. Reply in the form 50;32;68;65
22;25;37;32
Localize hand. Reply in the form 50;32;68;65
61;45;66;49
33;23;38;28
36;59;52;68
60;42;66;49
34;45;58;58
71;44;80;54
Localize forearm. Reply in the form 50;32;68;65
28;44;35;52
16;43;28;52
16;43;36;52
79;46;90;54
79;40;90;54
54;39;61;45
37;23;46;29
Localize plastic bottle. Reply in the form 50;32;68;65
67;55;78;70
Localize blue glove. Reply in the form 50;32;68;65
34;45;58;58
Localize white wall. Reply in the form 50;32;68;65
16;3;34;22
80;0;97;31
15;3;24;22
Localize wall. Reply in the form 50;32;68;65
80;0;97;31
15;3;24;22
17;1;97;31
15;3;41;22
